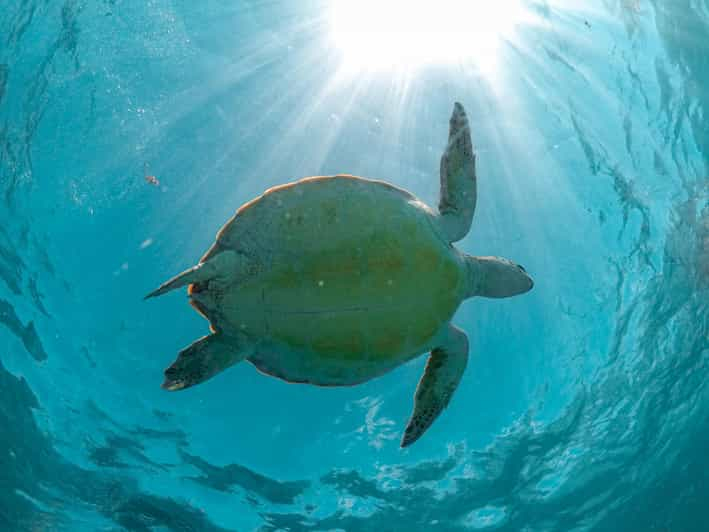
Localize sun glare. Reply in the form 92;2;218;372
329;0;524;72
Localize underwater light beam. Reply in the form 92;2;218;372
329;0;525;72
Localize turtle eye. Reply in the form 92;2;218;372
517;265;527;273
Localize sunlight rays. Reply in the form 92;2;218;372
328;0;525;74
149;0;632;269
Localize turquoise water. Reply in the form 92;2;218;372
1;1;707;531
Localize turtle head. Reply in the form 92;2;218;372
466;255;534;298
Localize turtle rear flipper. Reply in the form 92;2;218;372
162;332;253;391
144;250;247;299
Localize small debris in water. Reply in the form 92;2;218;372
144;162;160;186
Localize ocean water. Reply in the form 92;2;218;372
1;1;707;531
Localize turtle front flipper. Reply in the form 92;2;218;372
162;332;253;391
401;325;469;447
438;102;477;243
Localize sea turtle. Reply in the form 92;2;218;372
146;102;533;447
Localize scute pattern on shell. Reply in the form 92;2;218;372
194;175;468;384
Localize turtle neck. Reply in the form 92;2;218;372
462;253;484;298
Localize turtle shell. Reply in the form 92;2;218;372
195;175;467;365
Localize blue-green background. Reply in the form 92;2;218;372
1;1;707;531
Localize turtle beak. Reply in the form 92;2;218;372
517;264;534;291
161;377;187;391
